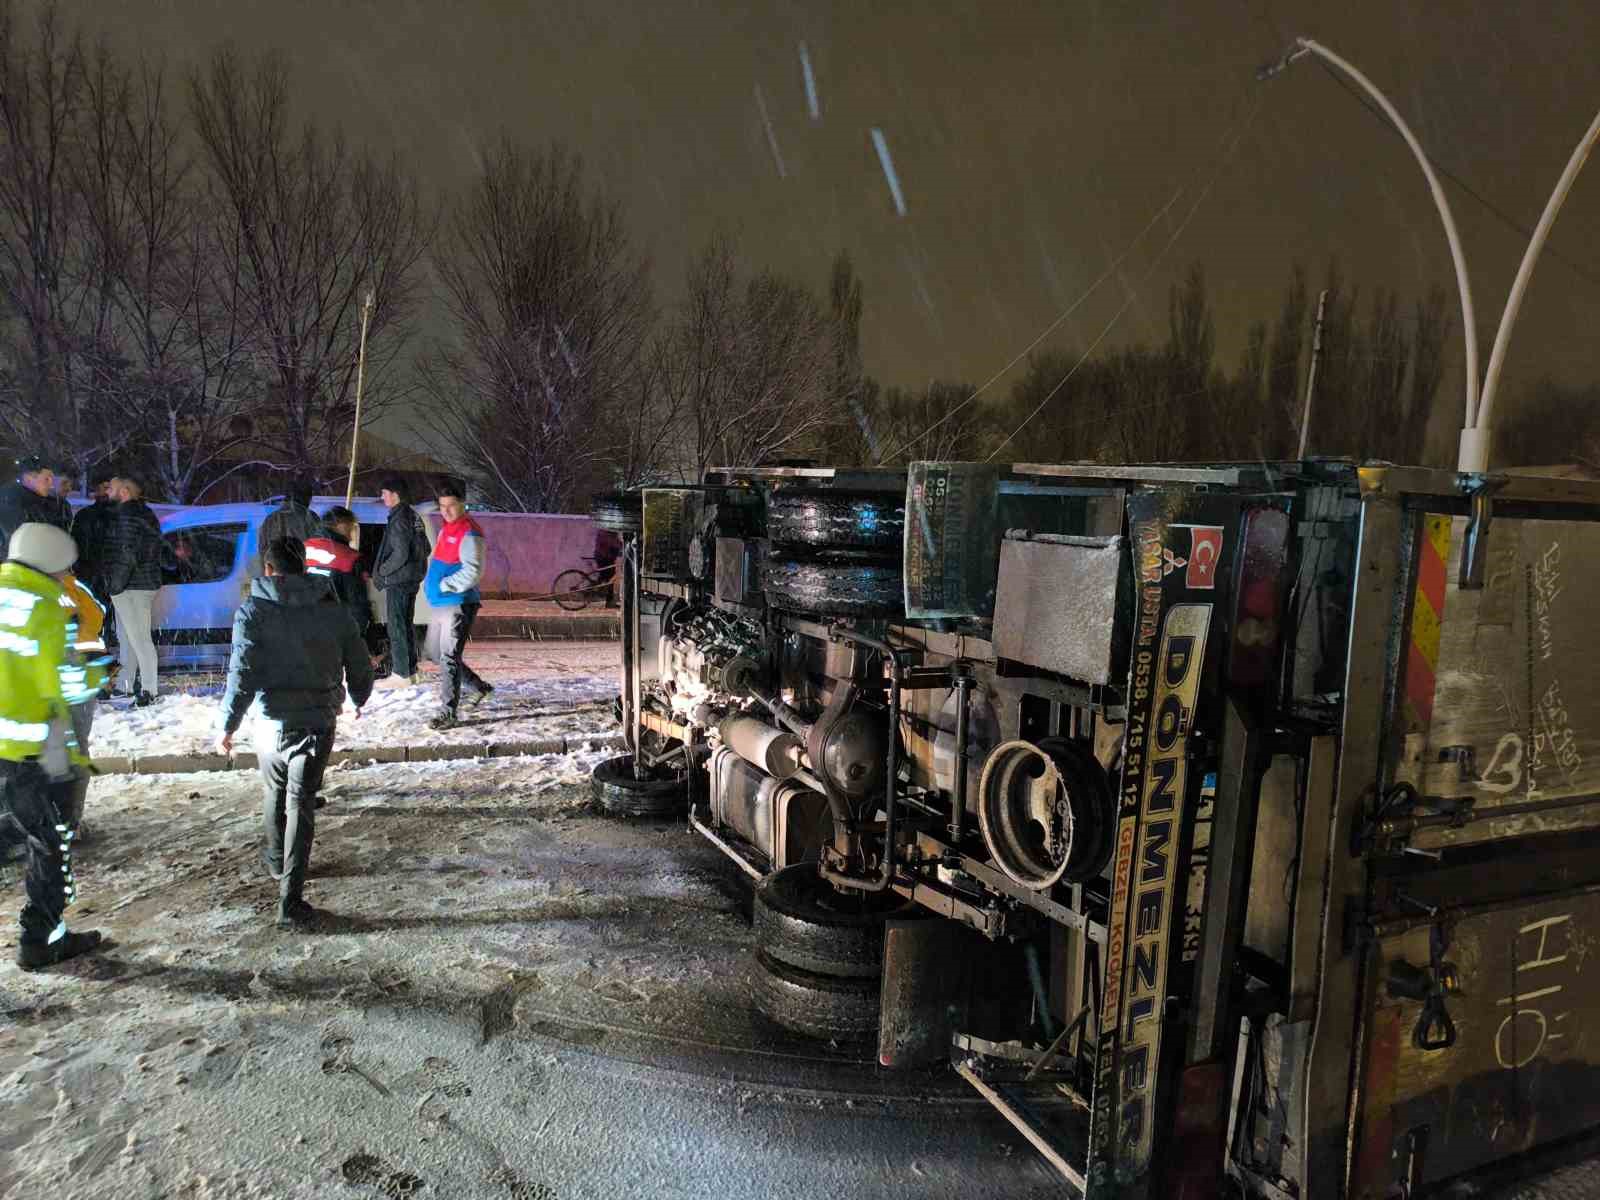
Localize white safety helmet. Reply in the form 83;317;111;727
7;522;77;575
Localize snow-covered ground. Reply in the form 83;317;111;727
91;641;621;759
0;652;1060;1199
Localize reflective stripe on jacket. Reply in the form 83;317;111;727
0;560;70;762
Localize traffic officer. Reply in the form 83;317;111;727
0;523;103;970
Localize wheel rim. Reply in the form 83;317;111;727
976;740;1104;890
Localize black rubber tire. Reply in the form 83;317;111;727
762;557;903;618
750;949;881;1043
1037;736;1116;882
767;492;905;555
590;493;642;534
753;864;913;978
590;754;686;817
552;568;592;611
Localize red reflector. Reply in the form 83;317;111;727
1229;507;1290;688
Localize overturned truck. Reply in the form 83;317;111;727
591;460;1600;1197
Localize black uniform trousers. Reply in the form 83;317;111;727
0;759;75;944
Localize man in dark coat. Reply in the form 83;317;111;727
0;455;63;546
103;475;166;705
305;506;372;633
373;477;429;685
70;476;118;593
253;477;322;577
216;536;373;928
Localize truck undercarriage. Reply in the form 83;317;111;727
593;459;1600;1198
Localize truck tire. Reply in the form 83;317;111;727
1037;736;1115;881
753;864;913;978
767;492;905;555
750;949;880;1042
762;557;903;618
590;493;642;535
590;755;685;817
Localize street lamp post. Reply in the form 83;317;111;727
1473;107;1600;466
1260;37;1484;470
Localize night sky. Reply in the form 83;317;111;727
68;0;1600;458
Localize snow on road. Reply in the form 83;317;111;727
0;680;1059;1200
92;640;622;759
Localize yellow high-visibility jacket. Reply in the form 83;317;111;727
0;559;70;763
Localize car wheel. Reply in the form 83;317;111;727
766;492;905;555
750;949;881;1042
753;864;912;978
590;754;687;817
762;557;903;618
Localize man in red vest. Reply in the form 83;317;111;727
423;483;492;729
305;506;371;635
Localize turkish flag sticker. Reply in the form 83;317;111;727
1185;526;1224;590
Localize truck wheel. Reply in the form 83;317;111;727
753;864;913;978
767;492;905;555
590;754;686;817
1036;737;1114;881
750;949;880;1042
762;557;903;618
590;493;642;535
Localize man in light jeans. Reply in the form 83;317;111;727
103;476;164;706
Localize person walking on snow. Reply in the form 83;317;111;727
0;522;104;970
216;536;373;929
423;483;492;729
103;475;165;706
373;477;429;686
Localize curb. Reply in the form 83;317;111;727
93;732;626;777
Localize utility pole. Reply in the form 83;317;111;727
344;291;376;507
1297;289;1329;460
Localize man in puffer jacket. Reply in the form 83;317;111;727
216;536;374;929
422;483;492;729
103;475;165;705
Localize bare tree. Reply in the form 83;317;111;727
869;380;993;464
421;140;652;511
187;47;431;480
0;2;122;475
657;236;840;477
71;48;259;500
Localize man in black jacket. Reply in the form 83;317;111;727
216;536;373;928
253;477;322;577
0;455;63;545
70;476;118;595
104;475;165;705
373;477;428;685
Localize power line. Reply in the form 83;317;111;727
872;189;1185;465
986;98;1263;461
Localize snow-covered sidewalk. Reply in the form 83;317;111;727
89;640;623;768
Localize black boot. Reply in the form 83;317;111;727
17;928;103;971
276;897;317;930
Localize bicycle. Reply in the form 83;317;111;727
552;557;617;611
